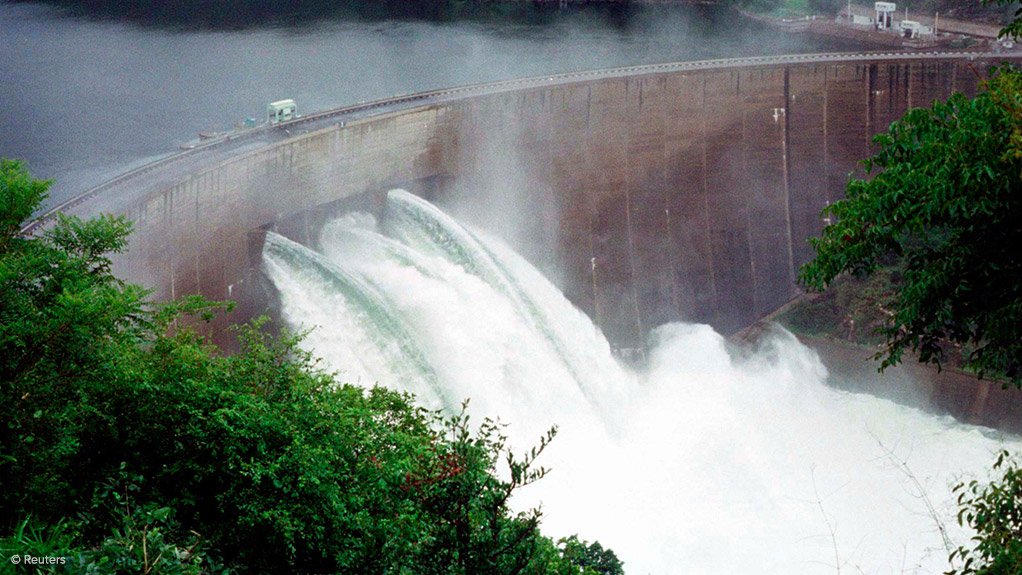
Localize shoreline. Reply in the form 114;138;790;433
736;5;1002;50
497;0;1006;50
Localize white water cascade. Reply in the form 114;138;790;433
264;189;1019;574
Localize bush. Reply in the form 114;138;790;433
948;451;1022;575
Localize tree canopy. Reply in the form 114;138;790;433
992;0;1022;39
799;66;1022;385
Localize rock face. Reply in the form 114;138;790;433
90;55;1014;349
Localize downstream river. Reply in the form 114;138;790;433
1;0;859;205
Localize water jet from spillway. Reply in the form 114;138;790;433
264;189;1020;574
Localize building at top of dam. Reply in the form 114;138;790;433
38;51;1022;426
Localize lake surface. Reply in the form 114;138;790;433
1;0;859;206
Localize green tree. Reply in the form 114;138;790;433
1;158;151;526
799;66;1022;385
556;535;625;575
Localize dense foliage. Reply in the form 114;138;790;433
0;158;622;574
799;66;1022;386
555;536;624;575
947;451;1022;575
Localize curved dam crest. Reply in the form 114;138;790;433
55;52;1022;424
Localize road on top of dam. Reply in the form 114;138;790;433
25;49;1022;235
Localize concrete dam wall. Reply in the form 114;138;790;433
99;53;1017;351
50;52;1020;430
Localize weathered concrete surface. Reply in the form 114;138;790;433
90;55;1020;351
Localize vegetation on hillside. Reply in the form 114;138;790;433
742;0;1015;26
0;158;622;574
9;0;584;29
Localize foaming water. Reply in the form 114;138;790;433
264;189;1018;574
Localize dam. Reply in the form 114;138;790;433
33;51;1022;573
45;52;1018;343
39;52;1022;420
32;50;1022;431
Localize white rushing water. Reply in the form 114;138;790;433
264;189;1018;574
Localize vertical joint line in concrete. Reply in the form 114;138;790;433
866;64;876;176
906;63;913;110
781;67;796;291
195;177;201;295
588;210;600;329
623;137;644;345
741;79;758;317
823;67;830;205
665;84;680;315
700;76;718;325
167;189;176;301
586;85;592;131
